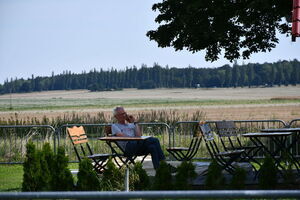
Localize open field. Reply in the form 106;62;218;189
0;86;300;122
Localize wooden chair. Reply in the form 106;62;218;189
199;123;246;174
67;126;115;174
166;128;202;161
215;120;261;168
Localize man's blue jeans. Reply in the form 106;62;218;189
124;137;165;169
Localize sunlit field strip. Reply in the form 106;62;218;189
0;98;299;111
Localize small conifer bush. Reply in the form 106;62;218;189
131;162;150;190
205;159;225;189
152;161;173;190
258;156;277;189
37;147;51;191
230;167;246;189
51;146;74;191
22;141;41;191
76;157;100;191
174;161;197;190
100;157;124;191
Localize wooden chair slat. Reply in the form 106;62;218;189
73;138;88;144
66;125;116;174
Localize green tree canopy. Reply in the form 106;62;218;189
147;0;292;62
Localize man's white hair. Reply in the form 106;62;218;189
113;106;124;116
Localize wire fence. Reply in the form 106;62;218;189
0;119;299;164
0;125;56;164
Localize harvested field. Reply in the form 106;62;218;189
0;86;299;123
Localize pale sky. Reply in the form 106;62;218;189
0;0;299;84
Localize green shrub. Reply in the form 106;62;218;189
205;159;225;189
100;157;124;191
174;161;197;190
51;146;74;191
131;162;150;190
22;141;40;191
258;156;277;189
76;158;100;191
152;161;173;190
230;167;246;189
42;143;55;173
37;147;51;191
281;153;296;186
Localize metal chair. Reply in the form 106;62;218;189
215;120;261;168
67;126;115;174
199;123;246;174
166;129;202;161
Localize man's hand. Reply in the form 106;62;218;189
127;115;136;123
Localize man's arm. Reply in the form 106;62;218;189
111;124;126;137
128;115;142;137
134;123;142;137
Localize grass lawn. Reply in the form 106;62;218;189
0;163;79;192
0;165;23;191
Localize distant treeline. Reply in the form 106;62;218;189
0;60;299;94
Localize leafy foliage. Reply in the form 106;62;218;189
258;156;277;189
76;158;100;191
147;0;292;62
205;159;225;189
174;161;197;190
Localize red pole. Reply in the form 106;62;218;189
292;0;300;41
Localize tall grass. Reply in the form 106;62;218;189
0;110;205;127
0;110;206;163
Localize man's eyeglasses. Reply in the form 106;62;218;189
117;112;127;116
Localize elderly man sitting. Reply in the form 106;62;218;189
111;106;165;170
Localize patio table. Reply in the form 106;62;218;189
99;136;151;165
99;135;151;191
261;128;300;172
242;132;293;173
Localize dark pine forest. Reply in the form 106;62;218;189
0;60;299;94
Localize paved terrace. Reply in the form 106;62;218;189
139;156;300;188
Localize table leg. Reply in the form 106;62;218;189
251;137;286;172
285;131;300;172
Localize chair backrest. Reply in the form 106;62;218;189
215;121;244;150
66;126;92;161
216;121;238;137
67;126;88;145
199;123;219;158
199;123;214;141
